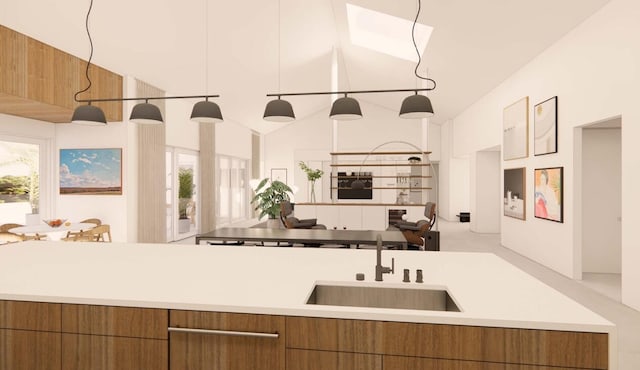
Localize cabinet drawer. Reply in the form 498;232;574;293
170;310;284;335
62;333;168;370
384;356;505;370
62;304;168;339
287;349;381;370
286;317;608;369
170;311;285;370
0;300;61;332
0;328;61;370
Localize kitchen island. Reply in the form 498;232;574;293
0;241;615;370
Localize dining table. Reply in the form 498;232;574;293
9;222;97;241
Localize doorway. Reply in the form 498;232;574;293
578;117;622;301
166;148;199;242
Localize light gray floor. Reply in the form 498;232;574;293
436;219;640;370
177;220;640;369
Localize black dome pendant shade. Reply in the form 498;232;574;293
399;93;434;119
330;96;362;120
263;97;296;122
191;99;223;123
71;104;107;125
130;101;164;124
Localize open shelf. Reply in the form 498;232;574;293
331;187;432;190
329;151;432;155
330;163;431;167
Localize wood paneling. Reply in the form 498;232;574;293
62;333;167;370
170;310;285;370
61;304;168;339
199;123;216;233
0;300;61;331
0;24;122;123
137;80;166;243
0;329;61;370
287;349;381;370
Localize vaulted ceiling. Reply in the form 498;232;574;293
0;0;610;133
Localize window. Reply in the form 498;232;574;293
0;139;43;224
217;155;249;225
166;148;199;241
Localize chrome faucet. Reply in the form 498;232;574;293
375;234;394;281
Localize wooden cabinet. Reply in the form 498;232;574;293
0;301;62;370
60;304;168;370
285;316;608;370
0;301;168;370
169;310;285;370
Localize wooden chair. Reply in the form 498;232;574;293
395;202;436;248
0;223;42;241
66;218;102;239
63;224;111;243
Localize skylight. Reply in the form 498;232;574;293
346;3;433;62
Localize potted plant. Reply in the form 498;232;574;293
178;168;194;233
299;161;323;203
251;178;292;228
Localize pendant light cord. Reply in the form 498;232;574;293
411;0;436;89
74;0;96;103
277;0;281;93
205;0;209;96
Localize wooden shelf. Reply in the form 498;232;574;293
330;163;430;167
330;151;431;155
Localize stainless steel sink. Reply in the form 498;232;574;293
306;284;460;312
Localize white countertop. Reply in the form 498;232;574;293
0;241;613;334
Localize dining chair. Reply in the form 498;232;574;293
66;218;102;239
0;223;41;241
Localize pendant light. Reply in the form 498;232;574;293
71;0;107;125
263;0;295;122
130;99;164;124
265;0;437;120
399;92;433;118
329;94;362;120
191;0;223;123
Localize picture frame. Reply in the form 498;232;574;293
503;167;526;220
503;97;529;160
270;168;287;184
534;96;558;156
534;167;563;223
60;148;122;195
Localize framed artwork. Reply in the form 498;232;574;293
504;167;526;220
270;168;287;184
534;167;563;223
503;97;529;160
60;148;122;195
534;96;558;156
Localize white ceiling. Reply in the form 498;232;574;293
0;0;610;134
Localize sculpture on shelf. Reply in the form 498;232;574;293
299;161;323;203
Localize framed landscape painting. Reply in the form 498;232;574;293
534;96;558;156
504;167;526;220
534;167;563;223
60;148;122;195
503;97;529;161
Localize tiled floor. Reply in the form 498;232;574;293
436;220;640;370
177;219;640;369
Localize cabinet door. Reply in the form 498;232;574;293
287;349;381;370
384;356;505;370
170;311;285;370
338;207;362;230
316;206;340;230
60;304;169;370
0;329;61;370
62;333;168;370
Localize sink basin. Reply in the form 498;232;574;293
306;284;460;312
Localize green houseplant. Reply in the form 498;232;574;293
251;178;292;223
178;168;194;233
299;161;323;203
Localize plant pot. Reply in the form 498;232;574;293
178;218;191;233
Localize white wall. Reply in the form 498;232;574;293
439;121;470;221
470;150;501;233
582;128;621;273
447;0;640;309
55;121;129;242
165;99;199;150
215;120;253;159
